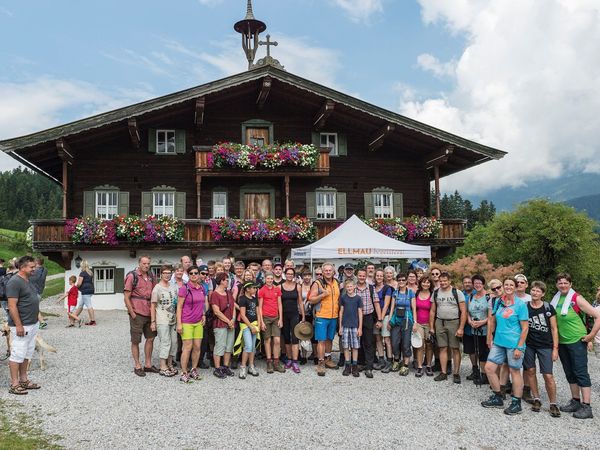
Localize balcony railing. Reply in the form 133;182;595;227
194;146;330;177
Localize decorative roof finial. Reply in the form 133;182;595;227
245;0;255;20
234;0;267;70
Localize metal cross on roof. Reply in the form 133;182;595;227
258;34;278;57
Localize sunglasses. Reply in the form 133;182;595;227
200;272;208;276
431;272;440;276
315;273;323;276
397;278;407;282
517;281;527;285
188;271;199;275
491;286;501;291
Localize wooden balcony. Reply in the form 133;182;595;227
194;146;330;177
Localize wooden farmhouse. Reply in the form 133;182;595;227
0;2;506;308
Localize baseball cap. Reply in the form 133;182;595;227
344;263;354;270
198;264;209;272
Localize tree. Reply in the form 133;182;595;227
456;199;600;298
435;254;523;288
431;190;497;230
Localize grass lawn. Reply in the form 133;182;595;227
42;278;65;299
0;228;63;276
0;399;62;449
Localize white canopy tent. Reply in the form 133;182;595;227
291;215;431;267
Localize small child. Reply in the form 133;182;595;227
59;276;81;327
338;280;363;377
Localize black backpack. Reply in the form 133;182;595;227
0;272;15;302
125;270;156;291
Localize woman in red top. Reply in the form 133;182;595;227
414;276;434;377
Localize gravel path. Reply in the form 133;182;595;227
1;298;600;449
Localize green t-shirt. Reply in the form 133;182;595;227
556;295;587;344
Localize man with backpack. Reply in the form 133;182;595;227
429;271;466;383
551;273;600;419
355;268;382;378
124;255;158;377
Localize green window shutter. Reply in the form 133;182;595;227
175;130;186;154
337;133;348;156
114;268;125;294
175;192;186;218
148;129;157;153
364;192;374;219
141;192;153;217
83;191;95;217
311;132;320;148
306;192;316;219
118;192;129;216
393;193;404;220
336;192;347;219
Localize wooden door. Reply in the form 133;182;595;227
244;193;271;219
246;128;270;146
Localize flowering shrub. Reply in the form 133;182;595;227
208;142;319;170
435;254;524;287
209;216;316;243
362;216;442;241
65;215;184;245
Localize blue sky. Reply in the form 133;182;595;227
1;1;599;194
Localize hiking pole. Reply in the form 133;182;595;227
474;326;481;388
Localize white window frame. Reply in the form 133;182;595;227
373;192;393;219
320;132;338;156
212;191;228;219
150;266;162;280
316;191;336;219
95;191;119;220
156;129;176;154
153;191;175;217
94;267;115;294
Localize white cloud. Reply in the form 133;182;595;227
400;0;600;194
330;0;383;23
197;0;224;6
416;53;456;78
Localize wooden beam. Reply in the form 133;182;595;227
127;118;140;149
256;76;272;110
194;97;205;128
55;138;74;163
426;145;455;169
61;160;68;218
368;123;395;151
434;165;441;218
313;100;335;131
196;174;202;219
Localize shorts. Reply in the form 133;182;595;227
390;320;412;359
435;318;460;349
342;327;360;349
213;327;235;356
78;294;93;309
523;346;553;374
282;312;300;345
462;334;489;362
314;317;338;342
129;314;157;345
415;323;431;345
67;304;78;314
558;341;591;387
157;323;178;359
374;315;391;338
181;322;204;341
9;322;39;363
242;327;257;353
262;316;281;339
487;344;524;370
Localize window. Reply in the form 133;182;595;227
156;130;176;154
150;266;162;280
95;191;119;219
320;133;338;156
153;192;175;217
374;192;393;218
212;191;227;218
94;267;115;294
317;191;336;219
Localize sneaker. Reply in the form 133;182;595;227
434;372;447;382
415;368;423;378
481;393;504;408
399;366;409;376
248;365;259;377
213;368;226;379
425;366;434;377
325;358;338;370
317;361;326;376
391;361;400;372
453;373;461;384
523;386;534;404
373;360;385;371
352;365;360;377
504;398;522;415
239;367;247;379
560;398;582;413
274;361;286;373
466;367;478;381
573;403;593;419
223;366;235;377
285;360;293;369
531;399;541;413
189;368;202;381
365;369;373;378
381;361;392;373
179;373;193;383
549;404;561;418
292;362;301;374
39;322;47;329
342;364;351;376
85;321;97;326
266;360;274;374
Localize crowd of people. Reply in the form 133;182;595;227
3;253;600;420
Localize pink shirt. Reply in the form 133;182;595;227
415;293;432;325
125;269;155;317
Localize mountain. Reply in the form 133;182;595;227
566;193;600;222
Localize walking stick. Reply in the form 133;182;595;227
474;326;482;388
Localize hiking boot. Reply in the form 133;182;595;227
549;404;561;418
365;369;373;378
223;366;235;377
381;361;392;373
399;366;409;376
337;355;345;368
325;358;338;369
212;368;226;379
415;368;423;378
531;399;542;413
284;360;293;369
317;361;326;376
239;367;247;379
391;361;401;372
434;372;447;382
373;360;385;370
560;398;582;413
266;360;274;374
425;366;434;377
522;386;534;404
342;364;351;376
504;398;522;415
274;361;286;373
466;366;479;381
481;393;504;409
248;365;259;377
573;403;593;419
352;365;360;377
453;373;461;384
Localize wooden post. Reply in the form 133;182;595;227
196;174;202;219
434;165;441;218
62;160;68;218
284;175;290;217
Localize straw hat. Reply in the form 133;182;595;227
294;321;314;341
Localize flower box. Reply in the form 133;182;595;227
362;216;442;241
209;216;316;243
208;142;319;170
